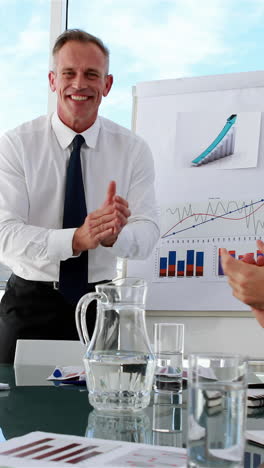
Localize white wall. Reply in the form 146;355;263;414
0;289;261;358
146;313;264;359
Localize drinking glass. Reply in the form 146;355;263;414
153;323;184;393
187;353;248;468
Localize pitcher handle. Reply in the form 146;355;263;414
75;292;102;345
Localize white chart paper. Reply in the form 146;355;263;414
0;431;187;468
128;71;264;310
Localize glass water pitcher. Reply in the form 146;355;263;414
75;277;156;412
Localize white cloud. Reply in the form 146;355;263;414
0;5;49;132
2;16;49;58
72;0;264;79
101;87;132;110
73;0;230;79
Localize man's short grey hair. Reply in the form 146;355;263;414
52;29;110;74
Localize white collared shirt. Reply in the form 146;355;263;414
0;112;159;282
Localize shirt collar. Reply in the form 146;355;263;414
51;112;101;150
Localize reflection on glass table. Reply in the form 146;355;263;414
86;410;152;444
0;364;263;467
152;391;183;449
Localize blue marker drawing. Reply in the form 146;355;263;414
191;114;237;166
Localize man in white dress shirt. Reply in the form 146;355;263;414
0;29;159;362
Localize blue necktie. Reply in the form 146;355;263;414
59;134;88;304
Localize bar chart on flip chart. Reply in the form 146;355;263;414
128;195;264;310
154;198;264;282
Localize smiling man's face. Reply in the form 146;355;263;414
49;40;113;133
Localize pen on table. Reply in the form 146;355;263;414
0;383;10;390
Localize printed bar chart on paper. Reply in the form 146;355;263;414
0;431;188;468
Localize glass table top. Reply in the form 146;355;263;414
0;364;263;467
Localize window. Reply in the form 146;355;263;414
67;0;264;129
0;0;51;286
0;0;51;136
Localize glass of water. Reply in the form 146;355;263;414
187;353;248;468
153;323;184;393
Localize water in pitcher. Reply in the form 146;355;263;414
84;350;156;411
75;278;156;412
187;382;246;468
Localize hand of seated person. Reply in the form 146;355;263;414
220;241;264;328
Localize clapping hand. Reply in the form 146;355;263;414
100;180;131;247
72;181;130;253
220;240;264;327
